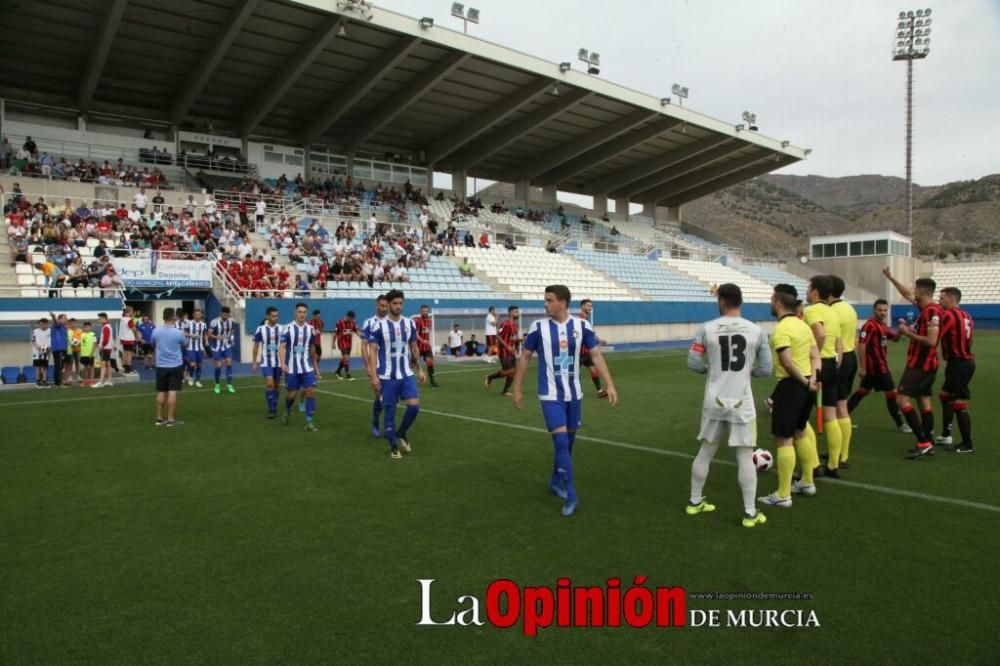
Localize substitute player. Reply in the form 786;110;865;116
484;305;520;395
511;285;618;517
208;306;236;394
361;295;389;436
685;284;772;528
367;290;426;458
279;302;321;431
185;308;208;387
759;286;821;508
804;275;843;477
413;304;439;387
484;306;499;364
579;299;608;398
829;276;858;467
847;299;909;432
252;306;284;419
884;268;941;459
936;287;975;453
333;310;359;381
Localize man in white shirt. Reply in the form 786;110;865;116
127;205;143;224
133;188;147;215
255;199;267;225
31;318;53;387
367;214;377;238
448;324;464;357
484;306;499;364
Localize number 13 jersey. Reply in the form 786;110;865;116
689;316;771;423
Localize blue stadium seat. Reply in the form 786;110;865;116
22;366;35;381
2;366;21;384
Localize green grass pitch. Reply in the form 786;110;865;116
2;336;998;663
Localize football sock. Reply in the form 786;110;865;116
305;396;315;421
901;405;927;444
215;367;222;383
804;423;821;472
776;446;795;499
838;417;853;461
794;433;815;484
426;359;435;378
689;441;718;504
502;377;513;393
590;367;602;391
847;388;868;413
940;395;954;436
383;402;398;448
825;417;843;468
372;397;383;426
195;365;202;380
921;408;934;440
886;392;903;427
553;432;576;503
954;401;972;445
735;447;757;516
285;397;295;413
487;371;502;382
225;366;233;383
265;388;274;412
398;404;419;438
568;431;576;456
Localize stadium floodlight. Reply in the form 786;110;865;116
337;0;373;21
781;140;790;148
741;111;758;131
419;17;434;29
660;97;671;106
451;3;480;33
804;148;812;156
559;62;571;73
671;83;689;106
734;123;745;132
891;7;934;250
578;48;600;75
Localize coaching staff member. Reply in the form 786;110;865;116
153;307;188;427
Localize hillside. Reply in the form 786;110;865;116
681;173;1000;258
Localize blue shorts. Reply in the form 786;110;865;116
213;348;233;361
541;399;582;432
381;375;419;404
185;350;205;364
261;365;282;381
286;371;316;391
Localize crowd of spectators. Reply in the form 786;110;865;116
2;136;171;187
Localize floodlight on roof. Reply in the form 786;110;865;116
660;97;671;106
419;17;434;29
804;148;812;156
559;62;571;73
337;0;372;21
451;3;480;33
734;123;745;132
781;140;790;148
578;48;590;62
451;2;464;17
466;7;479;23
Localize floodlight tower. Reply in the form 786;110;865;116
892;8;932;249
451;3;479;34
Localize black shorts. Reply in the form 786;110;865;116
80;356;94;367
819;358;839;407
450;346;461;356
500;356;516;371
837;352;857;400
139;343;154;356
580;352;594;368
860;372;895;393
33;358;49;367
942;359;975;400
314;345;323;358
156;366;184;392
771;377;814;438
899;367;937;398
420;350;434;361
338;346;352;357
100;349;112;361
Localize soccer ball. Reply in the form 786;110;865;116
752;448;774;472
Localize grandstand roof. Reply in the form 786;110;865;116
0;0;807;205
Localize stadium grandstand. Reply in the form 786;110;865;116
1;0;995;370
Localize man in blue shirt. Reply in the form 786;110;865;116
48;311;69;387
137;314;156;370
511;285;618;517
152;308;188;427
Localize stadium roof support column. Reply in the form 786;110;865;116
346;50;469;149
541;185;557;207
168;0;259;125
303;144;312;181
452;169;467;199
614;197;629;217
77;0;128;113
239;15;346;137
593;194;608;217
301;36;422;144
425;78;554;165
641;202;657;222
664;205;681;224
447;89;592;169
514;179;529;208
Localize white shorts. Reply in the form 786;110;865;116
698;417;757;448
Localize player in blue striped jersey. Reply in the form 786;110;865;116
512;285;618;516
252;306;284;419
361;294;390;437
279;302;322;431
208;306;237;394
185;308;208;387
366;289;426;458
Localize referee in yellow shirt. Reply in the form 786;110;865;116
804;275;843;477
759;286;821;508
830;276;859;468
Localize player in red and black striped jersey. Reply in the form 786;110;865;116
310;310;325;359
334;311;359;380
884;268;941;459
484;306;520;395
413;305;438;387
847;299;908;431
936;287;975;452
579;299;609;398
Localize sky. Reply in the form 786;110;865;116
378;0;1000;188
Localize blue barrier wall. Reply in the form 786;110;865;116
0;297;123;313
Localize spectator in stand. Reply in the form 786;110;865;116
295;274;310;296
23;136;37;156
100;265;123;297
34;259;65;297
0;136;12;169
464;231;475;248
504;236;517;251
459;257;474;278
478;231;490;249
